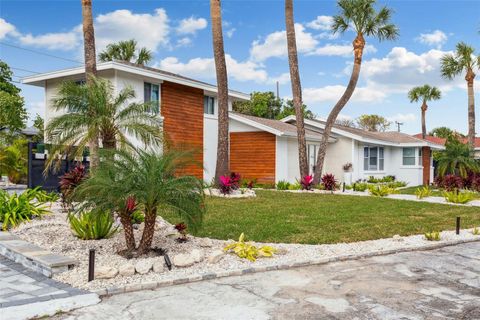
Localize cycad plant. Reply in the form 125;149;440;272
441;42;479;147
74;149;205;255
313;0;399;184
98;39;153;66
45;76;162;170
437;137;479;178
408;85;441;139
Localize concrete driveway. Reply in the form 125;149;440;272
56;241;480;320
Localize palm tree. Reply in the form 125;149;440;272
441;42;479;148
210;0;230;182
437;137;479;178
408;85;441;139
45;77;163;170
0;138;27;184
80;0;99;168
98;39;153;66
285;0;308;178
74;149;205;254
313;0;399;184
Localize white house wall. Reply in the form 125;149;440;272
323;135;353;182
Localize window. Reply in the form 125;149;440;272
308;144;318;174
204;96;215;115
364;146;384;171
402;147;416;166
144;82;160;114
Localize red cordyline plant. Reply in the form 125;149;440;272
59;164;86;208
321;173;337;191
301;175;314;190
174;222;188;242
219;172;242;195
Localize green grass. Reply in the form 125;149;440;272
162;190;480;245
398;186;480;199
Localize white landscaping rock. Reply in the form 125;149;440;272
199;238;213;248
153;260;165;273
191;249;204;263
172;253;196;268
205;188;256;198
207;250;225;264
95;266;118;279
118;263;135;277
135;260;153;274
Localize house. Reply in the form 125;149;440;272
22;61;444;187
414;134;480;159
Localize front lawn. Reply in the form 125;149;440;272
163;190;480;244
398;186;480;199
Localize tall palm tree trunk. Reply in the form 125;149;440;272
137;207;157;254
466;69;476;148
421;102;428;139
313;34;365;184
210;0;230;182
285;0;308;178
81;0;99;169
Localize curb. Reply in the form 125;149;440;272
93;236;480;298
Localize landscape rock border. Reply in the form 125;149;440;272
92;236;480;298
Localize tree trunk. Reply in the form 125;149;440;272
137;207;157;254
81;0;99;169
210;0;230;183
421;101;428;139
119;212;136;251
313;34;365;185
285;0;308;179
466;68;476;148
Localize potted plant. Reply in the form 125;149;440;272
343;163;353;185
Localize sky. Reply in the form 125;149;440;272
1;0;479;134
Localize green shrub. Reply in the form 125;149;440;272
0;190;49;230
69;210;118;240
345;184;352;190
424;231;441;241
224;233;276;262
472;227;479;235
24;187;59;203
131;210;144;224
368;185;397;197
288;182;302;190
443;190;475;204
387;181;407;188
415;186;432;199
352;182;368;192
276;180;291;190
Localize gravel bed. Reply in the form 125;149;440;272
10;201;480;291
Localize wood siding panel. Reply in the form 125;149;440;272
230;132;276;184
161;81;204;179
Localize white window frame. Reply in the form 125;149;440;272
144;82;160;114
402;147;417;166
307;144;318;174
204;96;215;115
364;146;384;172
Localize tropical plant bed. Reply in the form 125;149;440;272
204;188;256;198
8;200;480;293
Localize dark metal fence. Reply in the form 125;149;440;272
27;142;90;191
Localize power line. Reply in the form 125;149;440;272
0;42;83;65
11;66;40;74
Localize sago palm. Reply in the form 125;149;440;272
437;138;479;178
313;0;399;184
45;76;162;170
408;85;441;139
74;148;205;254
98;39;153;66
441;42;479;148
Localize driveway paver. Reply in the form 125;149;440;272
54;241;480;320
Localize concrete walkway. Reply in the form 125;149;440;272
54;241;480;320
0;256;99;320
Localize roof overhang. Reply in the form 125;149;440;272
281;115;445;149
230;114;335;142
22;61;250;101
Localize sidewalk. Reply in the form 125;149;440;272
0;256;99;320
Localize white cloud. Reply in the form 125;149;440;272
303;85;387;105
0;18;17;39
267;72;290;85
386;113;417;123
16;8;170;52
19;32;79;50
176;37;192;47
416;30;448;49
250;23;318;61
176;16;207;35
225;28;236;38
310;44;377;57
26;102;45;126
157;55;270;83
306;16;333;31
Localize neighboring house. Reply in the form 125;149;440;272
22;61;444;187
415;134;480;159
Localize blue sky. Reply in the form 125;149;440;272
1;0;479;134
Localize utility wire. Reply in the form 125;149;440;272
11;66;40;74
0;42;83;65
